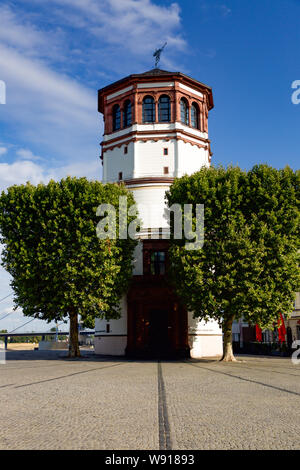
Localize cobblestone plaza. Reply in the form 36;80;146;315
0;350;299;450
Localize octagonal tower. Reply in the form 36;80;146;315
95;68;223;359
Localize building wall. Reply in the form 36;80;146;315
104;141;135;182
95;250;224;358
134;139;176;178
129;184;171;229
101;78;211;135
102;122;210;183
188;313;223;358
132;242;143;275
94;295;128;356
176;139;209;176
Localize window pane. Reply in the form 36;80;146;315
150;251;166;275
113;105;121;131
124;101;132;127
191;104;198;129
180;99;189;125
158;95;170;122
143;96;155;123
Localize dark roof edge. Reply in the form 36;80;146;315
98;70;212;94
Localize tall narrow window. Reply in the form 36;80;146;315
113;104;121;131
143;96;155;123
191;103;199;129
123;100;132;127
180;98;189;126
150;251;166;275
158;95;170;122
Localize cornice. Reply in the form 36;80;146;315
98;71;214;113
102;128;210;150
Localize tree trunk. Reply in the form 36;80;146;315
221;316;237;362
69;309;80;358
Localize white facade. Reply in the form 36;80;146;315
188;315;223;358
103;141;135;182
102;123;210;183
130;184;171;230
94;295;128;356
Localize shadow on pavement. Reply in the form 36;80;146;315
4;349;138;363
4;348;225;364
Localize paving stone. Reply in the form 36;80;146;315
0;351;299;449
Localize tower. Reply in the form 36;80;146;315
95;68;223;358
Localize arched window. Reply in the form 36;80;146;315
191;103;199;129
123;100;132;127
158;95;171;122
113;104;121;131
143;96;155;123
180;98;189;126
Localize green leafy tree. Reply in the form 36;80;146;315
0;177;137;357
166;165;299;361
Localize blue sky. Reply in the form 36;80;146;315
0;0;299;331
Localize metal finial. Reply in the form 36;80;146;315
153;42;167;68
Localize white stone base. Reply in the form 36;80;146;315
189;334;223;359
94;336;127;356
38;341;68;350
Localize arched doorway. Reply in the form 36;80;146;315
126;276;189;359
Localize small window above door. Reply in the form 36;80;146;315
150;251;166;275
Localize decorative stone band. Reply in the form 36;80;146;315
102;138;209;157
100;137;211;166
124;176;175;186
101;128;211;149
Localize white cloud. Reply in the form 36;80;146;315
0;147;7;156
16;149;43;161
0;157;101;193
45;0;186;55
48;160;101;181
0;42;99;164
0;160;48;191
0;44;94;120
0;5;46;52
0;4;65;61
0;1;187;167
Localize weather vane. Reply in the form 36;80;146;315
153;42;167;68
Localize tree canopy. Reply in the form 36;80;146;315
0;177;137;357
166;165;300;361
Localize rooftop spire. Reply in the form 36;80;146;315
153;42;167;68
